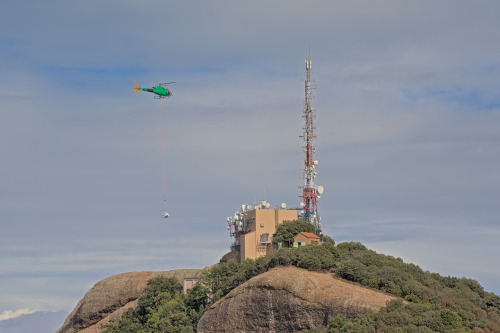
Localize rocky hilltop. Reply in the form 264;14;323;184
197;266;396;332
56;269;204;333
58;266;395;333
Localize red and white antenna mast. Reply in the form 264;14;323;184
299;51;324;234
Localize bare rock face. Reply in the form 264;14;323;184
219;250;240;263
197;266;397;333
56;269;203;333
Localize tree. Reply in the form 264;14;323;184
185;284;210;313
272;219;315;248
104;276;192;333
104;308;143;333
321;234;335;246
136;276;183;322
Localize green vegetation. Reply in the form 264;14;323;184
104;277;209;333
105;239;500;333
269;245;336;271
200;256;271;303
305;241;500;332
272;219;316;247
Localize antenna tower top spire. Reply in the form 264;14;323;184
299;51;323;234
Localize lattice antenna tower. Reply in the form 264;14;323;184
299;51;324;234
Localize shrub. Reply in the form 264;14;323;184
269;248;297;267
296;245;336;270
336;241;367;252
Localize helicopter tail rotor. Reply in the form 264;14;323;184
134;81;140;92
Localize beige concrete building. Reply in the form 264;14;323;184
239;208;298;261
183;277;200;294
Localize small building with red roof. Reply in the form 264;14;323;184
293;232;321;247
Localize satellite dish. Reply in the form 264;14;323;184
280;203;286;209
317;185;324;195
299;202;305;208
163;212;170;218
314;160;319;166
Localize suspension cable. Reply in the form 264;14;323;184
160;99;167;213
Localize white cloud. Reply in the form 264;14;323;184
0;309;34;321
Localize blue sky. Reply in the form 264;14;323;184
1;0;500;321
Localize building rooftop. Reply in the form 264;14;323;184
298;232;320;239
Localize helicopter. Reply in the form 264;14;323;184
134;81;174;99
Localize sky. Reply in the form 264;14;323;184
1;0;500;321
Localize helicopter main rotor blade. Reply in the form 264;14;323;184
159;82;176;86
